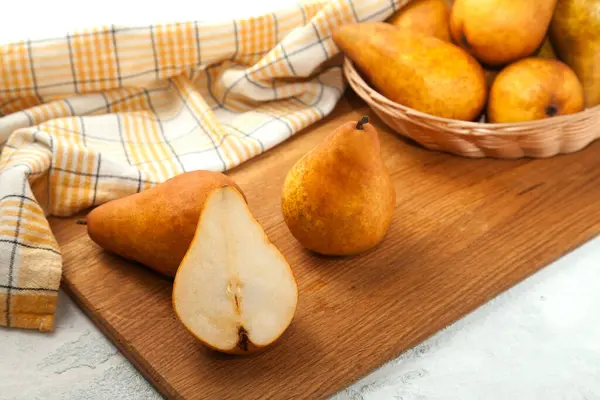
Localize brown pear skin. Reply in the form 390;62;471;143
534;36;558;59
281;116;395;256
450;0;557;67
388;0;452;42
487;58;584;123
334;22;486;121
86;170;246;277
550;0;600;108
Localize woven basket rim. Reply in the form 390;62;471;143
343;57;600;131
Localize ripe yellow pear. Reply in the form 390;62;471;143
388;0;451;42
333;22;486;121
281;116;395;256
487;58;584;123
450;0;557;67
481;38;556;91
173;186;298;355
86;170;246;277
550;0;600;107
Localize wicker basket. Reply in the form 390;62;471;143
343;57;600;159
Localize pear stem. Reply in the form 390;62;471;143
356;116;369;130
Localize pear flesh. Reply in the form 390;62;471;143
173;186;298;354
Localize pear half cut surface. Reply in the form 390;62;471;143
173;186;298;355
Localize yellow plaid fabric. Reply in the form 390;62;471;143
0;0;405;331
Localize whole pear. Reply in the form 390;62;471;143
450;0;557;67
281;116;395;256
86;170;246;277
550;0;600;107
388;0;451;42
333;22;486;121
487;58;584;123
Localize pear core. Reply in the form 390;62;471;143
173;186;298;354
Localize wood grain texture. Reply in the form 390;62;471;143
49;92;600;400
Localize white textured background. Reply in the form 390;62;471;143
1;1;600;399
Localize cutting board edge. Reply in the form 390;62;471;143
61;222;600;400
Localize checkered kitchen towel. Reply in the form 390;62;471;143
0;0;406;331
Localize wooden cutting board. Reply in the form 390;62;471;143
49;92;600;400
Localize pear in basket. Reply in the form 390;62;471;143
483;37;557;90
387;0;451;42
450;0;557;67
333;22;486;121
487;58;584;123
550;0;600;108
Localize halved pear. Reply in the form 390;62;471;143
172;186;298;355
